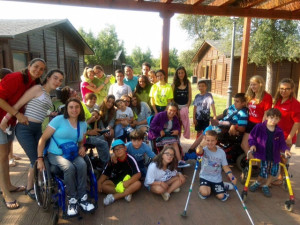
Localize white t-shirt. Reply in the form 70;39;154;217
144;162;177;187
116;107;134;119
108;83;132;100
199;146;228;183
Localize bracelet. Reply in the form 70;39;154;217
37;156;43;159
14;111;19;117
226;171;232;175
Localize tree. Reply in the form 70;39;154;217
248;19;300;94
78;25;125;66
168;48;179;70
128;47;153;69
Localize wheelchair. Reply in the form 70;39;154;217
33;153;98;225
241;151;295;212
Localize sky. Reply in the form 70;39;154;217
0;0;194;58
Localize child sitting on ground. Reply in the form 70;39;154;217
144;146;186;201
98;139;142;206
114;99;134;142
125;129;156;177
197;130;236;202
248;108;291;197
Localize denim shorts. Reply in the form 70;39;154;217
0;126;15;144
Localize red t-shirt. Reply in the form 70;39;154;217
247;92;272;124
0;71;37;126
274;97;300;143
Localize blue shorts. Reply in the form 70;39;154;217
259;161;279;179
0;126;15;144
199;178;225;195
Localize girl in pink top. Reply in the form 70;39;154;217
241;75;272;155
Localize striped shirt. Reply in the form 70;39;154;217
24;86;53;123
222;105;248;127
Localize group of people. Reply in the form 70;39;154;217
0;58;299;218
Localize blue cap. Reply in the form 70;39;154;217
111;139;125;149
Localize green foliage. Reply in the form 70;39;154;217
78;25;124;66
249;19;300;65
126;47;153;70
168;48;179;69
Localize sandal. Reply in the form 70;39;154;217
10;186;26;192
25;188;36;200
271;179;283;186
2;198;20;210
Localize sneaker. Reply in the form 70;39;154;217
262;186;272;197
124;194;132;202
67;198;78;217
178;160;190;168
161;192;170;201
198;192;208;200
249;182;260;192
224;182;234;191
173;188;180;193
79;194;95;212
103;194;115;206
221;193;229;202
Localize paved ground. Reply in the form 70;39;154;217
1;138;300;225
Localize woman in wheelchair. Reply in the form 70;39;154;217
148;102;189;168
37;98;95;217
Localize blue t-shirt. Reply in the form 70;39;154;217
124;76;138;92
125;142;156;163
47;115;87;155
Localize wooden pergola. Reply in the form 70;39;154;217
7;0;300;95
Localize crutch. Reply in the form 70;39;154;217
181;156;201;217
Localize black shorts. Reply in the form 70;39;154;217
199;178;225;195
195;119;210;132
245;121;258;133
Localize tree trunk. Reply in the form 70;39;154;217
265;62;273;95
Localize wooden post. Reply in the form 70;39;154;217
160;11;173;81
238;17;251;93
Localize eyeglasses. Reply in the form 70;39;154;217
123;100;130;103
163;152;174;157
113;146;125;152
280;88;291;91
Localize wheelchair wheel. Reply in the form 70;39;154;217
236;153;247;171
33;159;52;211
240;167;249;185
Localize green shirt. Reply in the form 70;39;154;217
149;83;173;106
92;76;110;105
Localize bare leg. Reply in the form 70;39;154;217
241;133;251;156
172;143;181;161
165;176;186;193
27;168;34;190
199;186;211;197
0;143;17;203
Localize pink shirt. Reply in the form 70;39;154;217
80;81;93;103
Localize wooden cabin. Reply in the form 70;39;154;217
192;40;300;97
0;19;94;91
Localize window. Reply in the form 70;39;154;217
65;57;79;83
216;64;227;81
13;52;28;71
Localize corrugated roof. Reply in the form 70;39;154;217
0;19;94;55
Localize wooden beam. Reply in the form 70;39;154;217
240;0;267;8
161;0;173;3
160;11;174;79
185;0;206;5
277;2;300;11
209;0;235;7
5;0;300;20
238;17;251;93
255;0;297;10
